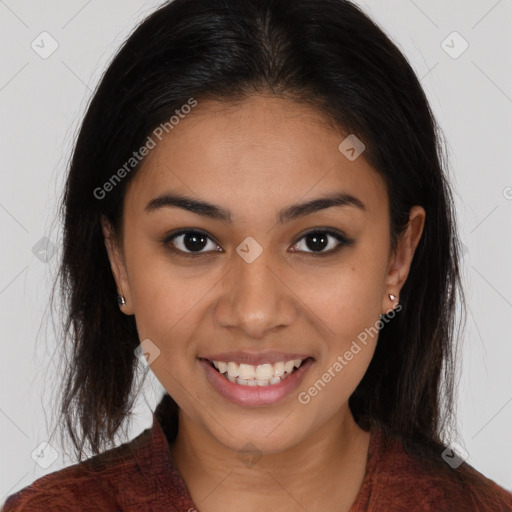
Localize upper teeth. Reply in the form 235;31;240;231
212;359;303;380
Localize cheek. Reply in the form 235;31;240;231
123;242;204;342
294;260;383;414
126;256;210;395
296;252;387;346
299;341;375;426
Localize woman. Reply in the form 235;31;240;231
3;0;511;510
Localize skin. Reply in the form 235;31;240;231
102;94;425;512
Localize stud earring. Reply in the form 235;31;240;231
381;293;400;319
117;295;126;306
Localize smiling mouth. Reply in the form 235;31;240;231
201;357;314;387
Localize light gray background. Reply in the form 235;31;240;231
1;0;511;503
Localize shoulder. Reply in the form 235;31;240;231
366;429;512;511
1;428;153;512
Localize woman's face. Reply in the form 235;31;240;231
103;94;424;453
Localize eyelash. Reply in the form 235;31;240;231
161;228;355;258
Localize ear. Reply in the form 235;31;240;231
101;215;135;315
381;205;425;315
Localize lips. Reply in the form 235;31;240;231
199;356;315;406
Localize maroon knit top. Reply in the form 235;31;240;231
3;394;512;511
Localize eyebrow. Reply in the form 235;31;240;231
144;191;366;223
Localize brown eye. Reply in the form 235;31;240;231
163;229;221;256
291;229;354;256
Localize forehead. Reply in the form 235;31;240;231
125;95;387;220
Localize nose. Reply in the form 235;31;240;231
213;249;298;339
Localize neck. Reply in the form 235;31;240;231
170;405;371;511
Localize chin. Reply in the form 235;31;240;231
206;413;306;455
